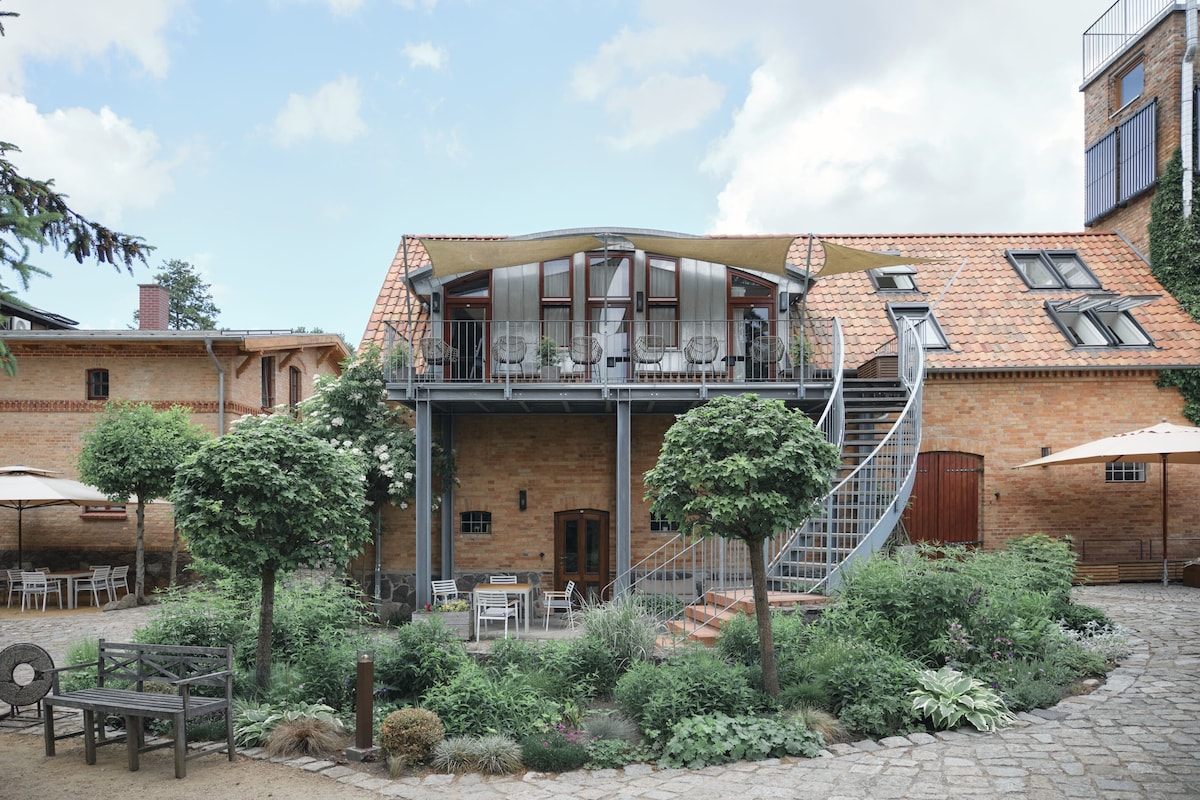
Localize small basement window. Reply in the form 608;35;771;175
460;510;492;535
649;512;679;534
1106;462;1145;483
87;369;109;400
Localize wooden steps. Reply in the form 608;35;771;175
666;589;827;646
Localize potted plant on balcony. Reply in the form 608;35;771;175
411;597;472;639
536;336;561;382
386;343;411;382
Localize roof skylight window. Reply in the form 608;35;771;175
1007;250;1101;290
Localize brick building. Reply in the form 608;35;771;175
1083;0;1197;253
0;284;350;582
361;227;1200;611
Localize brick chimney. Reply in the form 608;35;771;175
138;283;170;330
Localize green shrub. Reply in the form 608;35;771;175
562;635;624;699
1056;619;1133;664
582;708;640;743
472;734;525;774
909;666;1014;732
823;645;922;738
614;649;764;742
421;661;560;739
232;700;341;748
520;723;591;772
290;634;364;711
379;708;445;767
659;713;822;768
1057;603;1114;633
429;736;477;773
578;597;658;675
60;639;101;692
715;613;760;666
374;619;471;702
585;738;642;769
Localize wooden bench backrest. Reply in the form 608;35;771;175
97;640;232;690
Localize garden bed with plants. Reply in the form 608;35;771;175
59;535;1132;778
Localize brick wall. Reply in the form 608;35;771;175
1082;10;1184;252
0;339;342;567
922;370;1199;561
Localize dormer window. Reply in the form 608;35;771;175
1047;293;1157;347
1007;250;1101;290
869;265;918;292
887;304;948;349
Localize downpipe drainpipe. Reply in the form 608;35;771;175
1184;0;1197;217
205;338;225;435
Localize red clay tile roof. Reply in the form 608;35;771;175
803;232;1200;370
364;231;1200;371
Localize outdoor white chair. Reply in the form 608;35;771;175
431;579;459;605
74;566;111;607
107;565;130;599
542;580;578;630
489;574;518;584
6;569;23;607
20;570;62;612
475;590;520;639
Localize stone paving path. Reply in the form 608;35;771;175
2;584;1197;798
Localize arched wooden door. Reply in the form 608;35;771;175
902;451;982;546
554;509;609;602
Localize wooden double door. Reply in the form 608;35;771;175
553;509;609;601
902;451;982;546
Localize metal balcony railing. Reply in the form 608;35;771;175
1083;0;1177;82
382;317;837;391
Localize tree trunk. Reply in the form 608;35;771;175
747;537;779;696
256;567;276;691
134;499;147;604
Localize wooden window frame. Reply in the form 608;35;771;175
86;368;110;401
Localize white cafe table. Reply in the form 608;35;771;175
43;571;95;609
472;582;534;633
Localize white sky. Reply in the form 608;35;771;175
1;0;1116;343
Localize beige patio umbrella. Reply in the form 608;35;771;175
1015;421;1200;586
0;466;111;566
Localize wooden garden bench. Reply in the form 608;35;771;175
42;639;235;779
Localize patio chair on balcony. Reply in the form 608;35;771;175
632;335;666;378
492;335;527;378
684;335;721;380
568;335;603;380
749;335;786;380
418;337;458;380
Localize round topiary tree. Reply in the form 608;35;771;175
172;413;370;690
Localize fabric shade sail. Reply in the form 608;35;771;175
1015;421;1200;586
417;233;941;278
0;466;113;565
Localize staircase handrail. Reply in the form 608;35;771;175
772;317;925;594
605;318;845;606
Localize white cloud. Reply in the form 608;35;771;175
577;0;1102;233
271;77;369;147
403;41;448;71
0;0;185;93
605;74;724;150
0;94;178;224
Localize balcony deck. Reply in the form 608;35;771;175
383;318;837;415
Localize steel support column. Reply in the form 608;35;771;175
440;413;454;581
615;398;632;597
415;398;432;608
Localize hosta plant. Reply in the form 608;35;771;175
910;666;1015;732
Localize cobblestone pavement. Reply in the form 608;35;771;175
2;584;1197;798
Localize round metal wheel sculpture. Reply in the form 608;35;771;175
0;642;55;708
